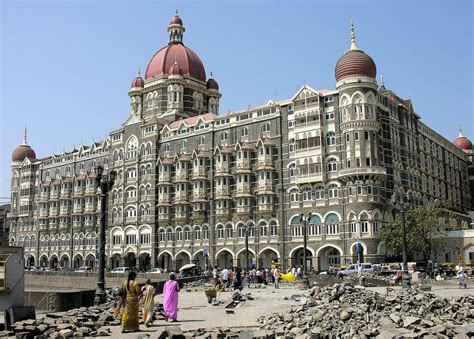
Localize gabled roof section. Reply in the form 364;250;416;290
123;114;143;127
167;112;217;130
291;84;320;102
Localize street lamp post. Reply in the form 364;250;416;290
391;191;412;289
245;222;250;271
299;213;311;287
94;165;116;305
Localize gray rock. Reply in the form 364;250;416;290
404;316;421;328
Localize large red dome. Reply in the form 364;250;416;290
12;144;36;162
454;135;472;151
145;43;206;82
335;49;376;82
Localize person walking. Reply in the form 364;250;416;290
163;272;180;321
457;265;466;288
140;279;156;327
222;267;229;288
274;268;281;289
115;271;140;333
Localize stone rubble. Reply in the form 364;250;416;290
5;288;165;338
258;282;474;338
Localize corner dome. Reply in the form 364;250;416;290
12;128;36;162
335;20;376;82
206;74;219;90
131;71;144;88
453;127;472;151
335;49;377;82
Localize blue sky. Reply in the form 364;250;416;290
0;0;472;199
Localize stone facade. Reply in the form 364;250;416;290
7;14;472;272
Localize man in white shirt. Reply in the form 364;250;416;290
222;267;229;287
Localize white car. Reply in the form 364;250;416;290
340;263;374;276
75;266;92;273
147;268;163;274
111;267;132;273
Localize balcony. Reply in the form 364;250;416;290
73;188;84;197
39;193;50;202
126;196;137;204
39;211;49;218
236;205;251;216
59;208;71;216
158;214;171;223
158;173;172;183
125;216;137;223
256;158;274;171
191;167;207;180
84;220;96;230
49;209;59;217
174;172;189;182
337;166;387;180
192;191;207;202
73;221;83;230
85;187;97;196
174;211;187;222
59;222;71;231
49;191;59;200
256;183;274;195
174;193;188;203
258;203;273;214
73;206;84;214
158;196;171;205
38;224;48;231
215;208;230;218
234;162;251;174
215;187;231;199
215;163;230;175
60;190;71;199
235;184;252;197
191;210;206;221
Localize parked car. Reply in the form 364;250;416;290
75;266;92;273
147;268;163;274
111;267;132;273
339;263;374;276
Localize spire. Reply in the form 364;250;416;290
210;71;213;78
23;126;28;145
458;123;464;137
137;69;141;77
350;18;358;50
379;74;386;90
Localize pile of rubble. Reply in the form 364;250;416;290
2;288;163;338
258;283;474;338
182;279;209;290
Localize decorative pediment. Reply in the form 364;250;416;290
122;114;143;127
291;84;320;102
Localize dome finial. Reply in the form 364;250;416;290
458;123;464;137
23;126;28;145
350;18;358;50
137;69;141;77
210;71;213;78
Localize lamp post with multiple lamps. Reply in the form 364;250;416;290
299;213;311;287
390;191;412;289
94;165;116;305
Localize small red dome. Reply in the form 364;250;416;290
12;144;36;162
131;75;144;88
170;14;183;26
335;49;377;82
145;43;206;82
206;77;219;90
454;135;472;151
168;61;183;76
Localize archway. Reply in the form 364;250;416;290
193;251;206;271
60;254;70;268
110;254;121;269
50;255;58;269
318;245;342;271
125;252;137;269
291;248;312;271
73;254;83;269
216;249;233;269
139;252;151;272
236;249;256;269
259;248;279;269
175;251;191;270
158;251;173;271
26;254;35;268
351;242;366;264
85;253;96;269
40;255;48;268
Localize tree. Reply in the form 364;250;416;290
380;201;450;262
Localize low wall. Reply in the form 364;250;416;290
25;271;203;291
24;289;95;312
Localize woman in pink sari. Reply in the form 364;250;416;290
163;272;180;321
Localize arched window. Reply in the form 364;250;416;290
289;188;300;202
240;127;249;137
328;184;338;198
259;221;268;237
291;216;302;237
184;227;192;241
127;137;138;159
314;186;325;200
194;226;201;240
326;131;336;146
308;215;321;235
289;163;297;177
325;213;340;235
159;229;166;242
269;220;278;236
216;225;224;239
202;225;209;240
219;132;228;142
326;158;337;172
176;227;183;241
289;138;295;152
302;187;312;201
261;122;271;134
226;224;233;238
